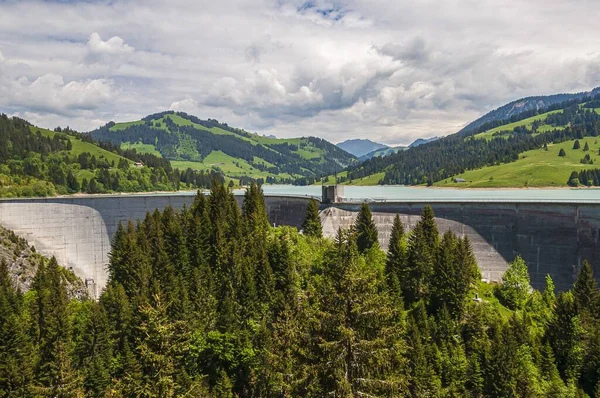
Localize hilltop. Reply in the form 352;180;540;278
0;114;218;198
338;89;600;187
90;111;358;185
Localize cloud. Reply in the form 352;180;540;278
2;73;118;116
0;0;599;144
169;98;198;113
84;32;135;65
375;37;430;65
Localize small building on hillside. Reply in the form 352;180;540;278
454;178;466;183
134;161;144;168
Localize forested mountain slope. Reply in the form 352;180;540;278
90;111;358;185
1;184;598;396
459;86;600;135
340;92;600;186
0;114;219;197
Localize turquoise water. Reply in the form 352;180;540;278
252;185;600;203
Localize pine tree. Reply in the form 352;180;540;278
135;294;189;397
573;260;598;314
317;228;408;396
420;205;439;248
573;140;581;149
66;170;80;192
559;148;566;157
584;141;590;151
404;206;439;304
74;303;112;396
385;214;407;299
108;220;152;299
407;316;441;396
0;259;35;395
354;202;379;253
213;370;234;398
301;199;322;238
242;184;274;315
543;274;556;307
547;292;586;382
33;257;84;396
430;231;464;317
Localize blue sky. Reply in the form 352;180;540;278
0;0;599;145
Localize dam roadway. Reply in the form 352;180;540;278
1;188;599;296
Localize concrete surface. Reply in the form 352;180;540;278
1;193;599;295
321;202;600;291
0;194;312;297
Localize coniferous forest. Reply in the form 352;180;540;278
1;181;600;397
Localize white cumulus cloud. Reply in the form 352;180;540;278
0;0;599;144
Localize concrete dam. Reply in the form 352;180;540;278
1;191;599;296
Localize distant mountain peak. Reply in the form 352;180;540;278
336;139;389;158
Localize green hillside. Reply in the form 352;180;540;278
0;114;218;198
473;110;564;140
436;137;600;187
91;111;357;184
338;93;600;187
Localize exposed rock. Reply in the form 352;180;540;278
0;224;88;300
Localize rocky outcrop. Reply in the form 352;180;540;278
0;224;87;299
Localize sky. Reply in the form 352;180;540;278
0;0;599;145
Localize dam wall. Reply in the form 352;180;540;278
0;194;313;297
1;192;599;295
320;202;600;291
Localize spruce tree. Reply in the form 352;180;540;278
75;303;112;396
430;231;458;315
317;228;407;396
0;259;35;395
354;202;379;253
573;140;581;150
301;199;322;238
33;257;84;395
547;292;585;381
404;206;439;304
558;148;566;157
385;214;407;299
242;183;273;315
584;142;590;151
135;294;188;397
573;260;598;313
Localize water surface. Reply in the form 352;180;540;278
253;185;600;203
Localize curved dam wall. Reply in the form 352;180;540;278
1;193;599;296
0;194;313;297
320;202;600;291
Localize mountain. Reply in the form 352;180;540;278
359;146;406;162
409;136;439;147
336;139;389;158
460;86;600;135
0;114;217;198
91;111;357;184
338;88;600;187
357;137;439;161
